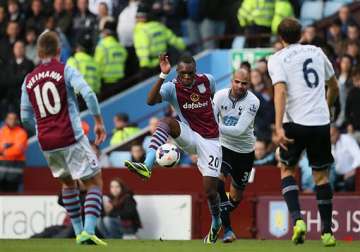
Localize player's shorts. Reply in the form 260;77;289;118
279;123;334;170
43;136;100;180
174;120;222;177
221;146;254;190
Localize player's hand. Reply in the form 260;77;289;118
159;53;171;74
94;123;107;146
275;127;294;151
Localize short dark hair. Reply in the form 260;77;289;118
115;113;129;122
278;18;302;44
37;31;59;58
178;54;196;66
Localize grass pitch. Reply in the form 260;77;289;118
0;239;359;252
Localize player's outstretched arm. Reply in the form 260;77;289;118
147;54;171;105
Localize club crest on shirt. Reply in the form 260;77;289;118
238;106;243;115
197;83;206;94
190;93;200;102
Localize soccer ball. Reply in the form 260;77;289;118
156;143;180;167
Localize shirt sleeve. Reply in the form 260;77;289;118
320;48;335;81
212;91;221;124
20;80;35;132
64;65;101;115
268;55;288;85
159;81;175;103
205;73;216;95
219;97;260;137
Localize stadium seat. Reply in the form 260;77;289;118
323;1;345;17
109;151;131;167
300;0;324;27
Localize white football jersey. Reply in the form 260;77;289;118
213;88;259;153
268;44;335;126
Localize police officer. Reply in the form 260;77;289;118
67;34;101;94
133;3;186;76
237;0;275;47
95;20;127;85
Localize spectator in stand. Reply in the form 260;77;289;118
53;0;73;36
26;0;47;35
95;20;127;87
110;113;140;146
199;0;228;50
331;125;360;191
338;5;358;37
133;3;185;77
97;2;114;31
64;0;76;16
251;68;274;140
88;0;113;16
98;178;142;239
335;54;353;128
67;34;101;94
346;71;360;144
327;19;345;56
142;117;159;152
0;5;7;38
72;0;98;47
150;0;186;37
43;16;72;63
6;40;34;113
7;0;25;29
344;41;360;68
25;27;39;65
253;139;276;166
117;0;140;77
130;144;145;163
0;112;28;192
346;22;359;44
0;20;20;64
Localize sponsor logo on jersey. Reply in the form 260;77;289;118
190;93;200;102
197;83;206;94
269;201;289;237
182;101;208;110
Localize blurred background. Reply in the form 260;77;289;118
0;0;360;241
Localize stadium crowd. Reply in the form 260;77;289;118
0;0;360;197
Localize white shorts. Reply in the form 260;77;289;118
174;121;222;177
43;136;100;180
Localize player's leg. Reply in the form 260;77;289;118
125;117;181;179
196;138;222;244
59;176;84;238
307;124;335;247
67;137;106;245
43;149;85;241
279;123;306;244
203;176;222;244
222;150;255;243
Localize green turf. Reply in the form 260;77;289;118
0;239;359;252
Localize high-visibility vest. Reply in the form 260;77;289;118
238;0;275;28
67;52;101;93
95;36;127;84
134;21;186;68
272;0;294;34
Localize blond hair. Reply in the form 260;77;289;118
37;31;60;59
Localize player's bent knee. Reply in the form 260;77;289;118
313;170;329;185
81;171;103;189
280;165;296;178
